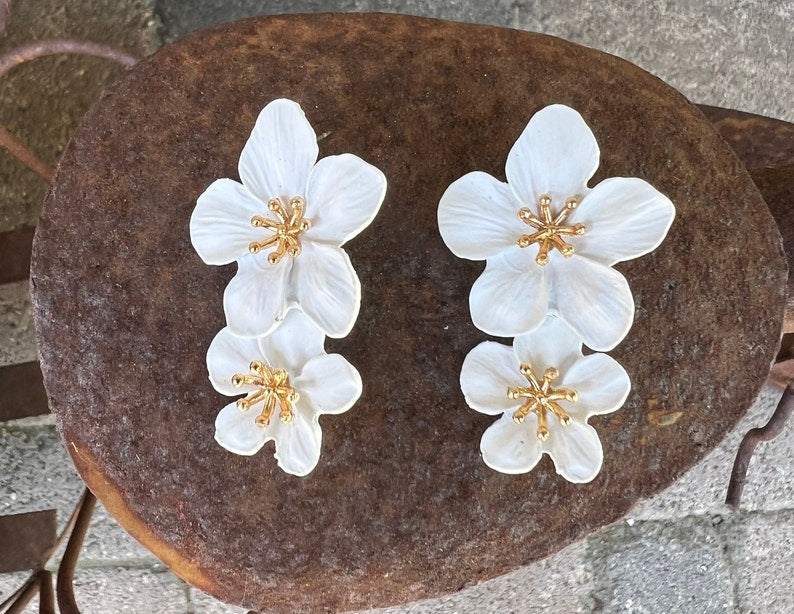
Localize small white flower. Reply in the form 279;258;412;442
438;104;675;351
191;98;387;338
461;316;630;483
208;310;362;476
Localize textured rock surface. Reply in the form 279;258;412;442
30;13;787;613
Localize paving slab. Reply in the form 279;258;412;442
584;517;735;613
0;280;36;367
721;510;794;614
70;566;188;613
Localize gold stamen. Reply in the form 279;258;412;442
516;193;586;265
508;362;579;441
249;196;311;265
232;361;300;428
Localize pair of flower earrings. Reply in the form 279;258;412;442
190;98;676;482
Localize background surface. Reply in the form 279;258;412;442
1;1;792;612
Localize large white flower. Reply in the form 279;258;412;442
207;310;362;476
461;316;630;483
438;104;675;351
191;98;387;338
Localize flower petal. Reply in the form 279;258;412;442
513;315;583;375
562;353;631;420
206;328;263;396
480;414;543;474
190;179;265;265
548;255;634;351
437;171;524;260
304;154;387;247
291;241;360;338
545;420;603;483
569;177;676;266
214;401;269;456
460;341;526;415
271;408;322;476
505;104;600;206
294;354;362;415
223;254;291;338
469;247;548;337
238;99;319;203
257;309;326;375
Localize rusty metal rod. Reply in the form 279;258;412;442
38;571;54;614
56;489;96;614
3;573;40;614
0;123;53;180
0;39;138;78
726;381;794;508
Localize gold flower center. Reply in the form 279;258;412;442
517;193;587;266
248;196;311;265
232;361;299;427
507;363;578;441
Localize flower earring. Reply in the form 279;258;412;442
438;104;675;482
190;98;387;475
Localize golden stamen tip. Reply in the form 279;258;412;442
535;254;549;266
288;391;300;403
574;223;587;235
236;399;249;412
231;375;245;388
298;220;311;231
519;364;532;375
518;208;532;220
517;236;530;248
248;244;261;254
280;413;294;424
249;361;263;373
289;196;304;207
568;391;579;403
267;253;280;265
537;429;550;442
561;245;575;257
287;247;300;257
560;416;572;426
255;415;270;427
507;389;519;399
538;194;552;206
545;367;559;380
565;197;579;209
512;414;525;424
267;198;281;210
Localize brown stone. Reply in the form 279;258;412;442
30;14;786;613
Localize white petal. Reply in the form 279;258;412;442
505;104;600;206
562;353;631;420
291;241;360;338
214;401;268;456
437;171;524;260
206;328;263;396
190;179;264;265
294;354;362;415
460;342;525;415
238;99;319;203
257;310;326;375
223;254;291;338
570;177;676;266
480;414;543;474
470;247;548;337
513;315;583;375
271;408;322;476
304;154;387;247
545;420;603;483
548;255;634;351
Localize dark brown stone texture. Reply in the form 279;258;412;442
30;14;787;613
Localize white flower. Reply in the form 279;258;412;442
190;98;387;338
207;310;362;476
438;104;675;351
461;316;630;483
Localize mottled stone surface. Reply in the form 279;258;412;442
30;13;786;613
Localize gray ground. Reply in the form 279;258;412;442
1;1;793;612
